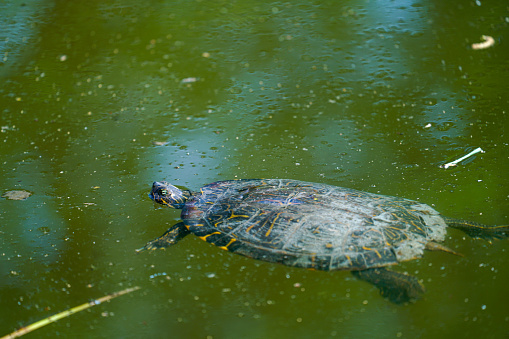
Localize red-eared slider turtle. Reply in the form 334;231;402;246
138;179;508;303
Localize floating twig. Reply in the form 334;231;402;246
1;286;140;339
471;35;495;50
441;147;485;169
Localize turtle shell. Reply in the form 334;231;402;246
180;179;447;271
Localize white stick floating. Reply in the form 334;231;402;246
471;35;495;50
441;147;485;169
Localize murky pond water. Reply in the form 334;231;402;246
1;1;508;338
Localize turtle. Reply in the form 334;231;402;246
138;178;508;303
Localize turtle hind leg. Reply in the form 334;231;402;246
352;267;425;304
136;222;190;252
443;217;509;241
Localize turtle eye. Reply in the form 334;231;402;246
160;189;168;196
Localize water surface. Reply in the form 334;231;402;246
1;1;508;338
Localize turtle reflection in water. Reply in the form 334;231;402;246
138;179;508;304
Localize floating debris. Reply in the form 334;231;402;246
149;272;168;279
2;190;32;200
441;147;485;169
152;141;169;146
181;77;198;84
1;286;140;339
471;35;495;50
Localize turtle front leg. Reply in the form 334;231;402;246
136;222;190;252
352;267;425;304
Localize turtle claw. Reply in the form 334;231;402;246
136;239;169;252
135;243;157;253
137;222;190;253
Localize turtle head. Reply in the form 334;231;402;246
149;181;190;209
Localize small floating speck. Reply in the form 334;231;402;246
152;141;169;146
181;77;198;84
149;272;168;279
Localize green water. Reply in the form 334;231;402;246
1;1;508;338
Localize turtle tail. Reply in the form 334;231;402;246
443;217;509;241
